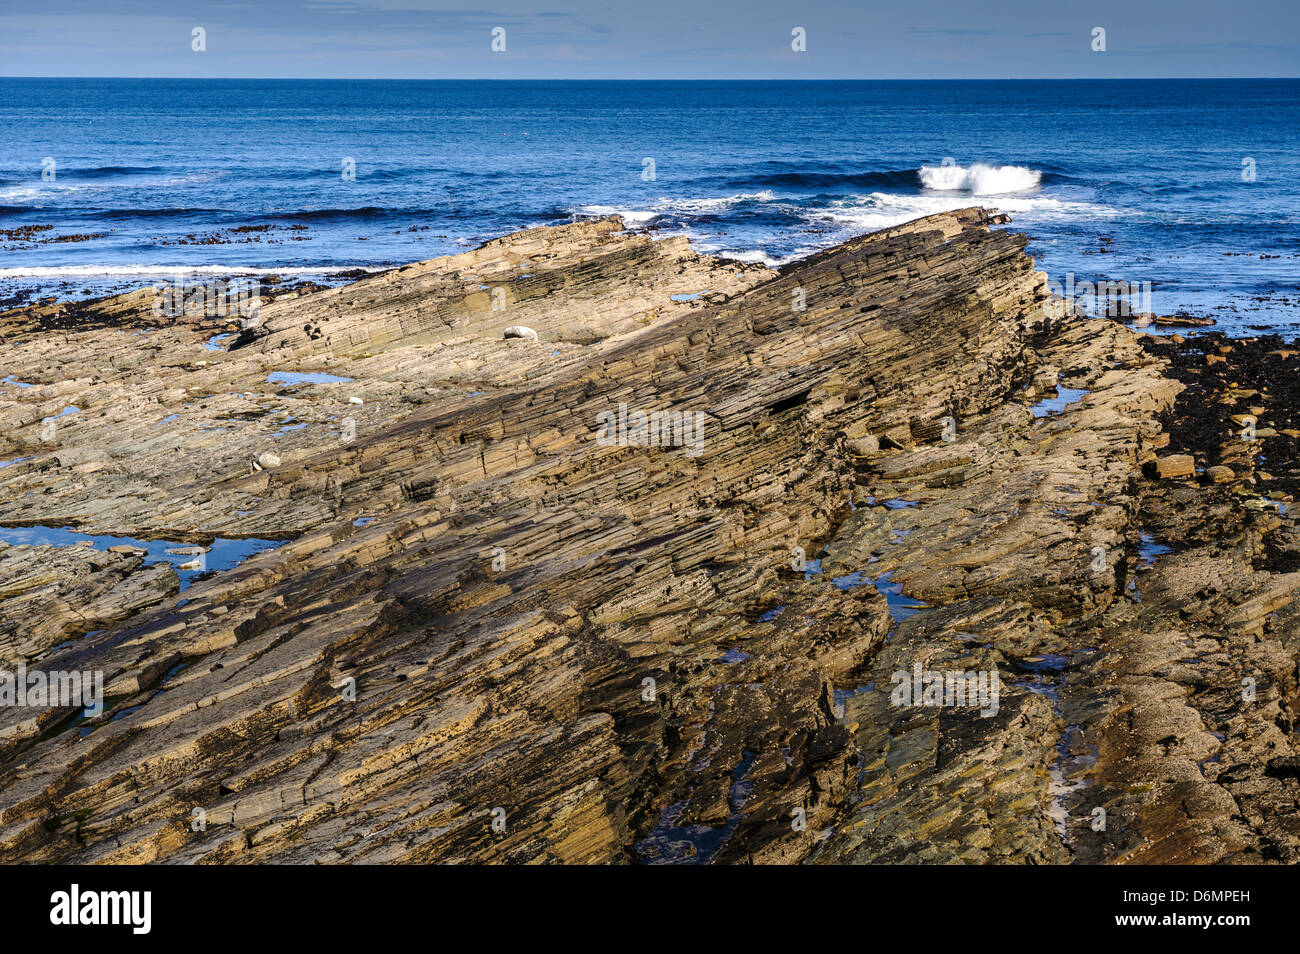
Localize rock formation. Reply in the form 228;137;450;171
0;209;1296;864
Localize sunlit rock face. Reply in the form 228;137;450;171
0;210;1296;866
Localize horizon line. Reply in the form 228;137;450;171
4;75;1299;82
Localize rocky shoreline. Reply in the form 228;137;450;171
0;209;1297;864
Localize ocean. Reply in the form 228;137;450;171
2;78;1298;335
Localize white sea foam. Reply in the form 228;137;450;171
919;162;1041;195
713;248;787;266
573;191;776;226
805;191;1128;232
575;205;659;225
0;182;105;201
658;191;775;213
0;170;226;203
0;186;45;202
0;265;354;279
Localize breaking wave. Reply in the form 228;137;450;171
919;162;1042;195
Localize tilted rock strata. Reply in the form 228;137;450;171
0;210;1296;864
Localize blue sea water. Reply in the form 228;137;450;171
0;524;283;591
1;78;1298;334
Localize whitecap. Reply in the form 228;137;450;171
0;265;357;279
713;248;786;266
571;191;776;227
919;162;1041;195
656;191;775;213
573;204;659;225
803;191;1132;234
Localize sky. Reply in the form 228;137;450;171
1;0;1298;79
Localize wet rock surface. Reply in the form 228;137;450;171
0;211;1296;864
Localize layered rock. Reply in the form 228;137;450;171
0;210;1296;864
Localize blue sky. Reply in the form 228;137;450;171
3;0;1298;78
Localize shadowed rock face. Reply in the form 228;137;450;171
0;209;1296;864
